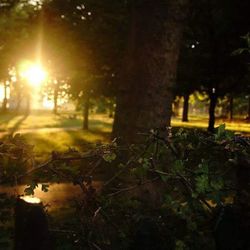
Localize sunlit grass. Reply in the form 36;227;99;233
21;129;110;161
0;111;113;132
0;111;112;158
172;116;250;134
0;111;249;158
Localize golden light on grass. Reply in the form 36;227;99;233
20;61;47;87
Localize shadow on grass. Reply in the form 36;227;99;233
11;129;111;160
64;129;111;149
0;112;19;132
41;116;113;132
9;114;29;136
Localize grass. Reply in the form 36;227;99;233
0;111;249;159
24;130;110;158
172;115;250;134
0;111;113;159
0;110;113;132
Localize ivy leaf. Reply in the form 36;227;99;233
160;174;168;182
173;160;184;173
142;158;150;169
195;175;209;194
24;182;38;196
196;160;209;175
164;194;173;206
41;184;49;193
175;240;186;250
103;152;116;163
210;178;224;191
132;166;147;178
215;124;227;140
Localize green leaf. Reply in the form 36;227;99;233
41;184;49;192
24;182;38;195
210;178;224;191
24;187;35;196
231;48;247;56
195;175;209;194
165;194;173;204
142;158;150;169
160;174;168;182
173;160;184;173
132;166;147;178
196;160;209;175
175;240;186;250
103;152;116;163
217;124;226;137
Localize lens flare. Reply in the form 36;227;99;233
20;62;47;87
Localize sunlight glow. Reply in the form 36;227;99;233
21;64;47;87
19;61;47;88
20;196;41;204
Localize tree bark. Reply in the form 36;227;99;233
172;97;180;117
208;92;217;132
25;96;31;115
182;94;189;122
112;0;189;143
15;86;22;114
14;198;51;250
53;84;59;114
229;95;233;120
247;96;250;120
83;95;90;130
2;81;8;112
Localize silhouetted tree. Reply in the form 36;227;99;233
113;0;190;143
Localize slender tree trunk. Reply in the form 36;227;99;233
229;95;233;120
25;96;31;115
53;84;59;114
2;81;8;112
247;97;250;120
112;0;189;143
208;92;218;132
172;97;180;117
83;96;90;130
182;94;189;122
15;81;22;114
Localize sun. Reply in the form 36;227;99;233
20;62;47;87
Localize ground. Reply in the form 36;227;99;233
0;111;249;158
172;115;250;135
0;111;249;249
0;111;112;159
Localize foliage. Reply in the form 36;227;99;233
0;134;34;182
0;134;35;248
1;126;249;249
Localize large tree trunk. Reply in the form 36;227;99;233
112;0;189;143
182;94;189;122
208;92;218;132
83;95;90;130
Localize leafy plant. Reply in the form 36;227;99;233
1;127;249;249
